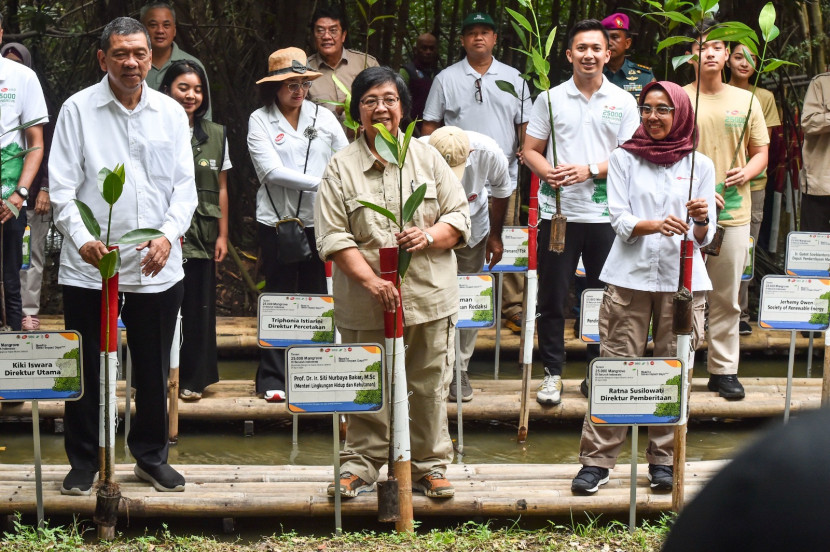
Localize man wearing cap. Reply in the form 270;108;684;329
423;11;532;336
601;12;654;100
424;126;511;402
307;5;378;127
140;1;212;119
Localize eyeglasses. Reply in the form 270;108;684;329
474;78;483;103
285;81;313;93
638;105;675;117
359;96;400;109
314;26;342;37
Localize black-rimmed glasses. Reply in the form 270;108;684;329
474;78;483;103
359;96;400;109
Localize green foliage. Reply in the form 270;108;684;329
653;374;682;418
353;360;382;405
471;287;494;323
311;309;335;343
52;348;82;393
513;257;528;267
809;291;830;326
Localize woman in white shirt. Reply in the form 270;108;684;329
572;81;716;495
248;48;348;401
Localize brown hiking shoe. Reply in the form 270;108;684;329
503;313;523;334
413;471;455;498
327;472;374;498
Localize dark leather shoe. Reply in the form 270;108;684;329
707;374;745;400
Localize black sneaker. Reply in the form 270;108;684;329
580;378;589;398
739;321;752;335
449;370;473;402
60;468;98;496
134;463;185;492
707;374;745;400
648;464;673;491
571;466;610;494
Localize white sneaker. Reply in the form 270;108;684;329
536;374;562;405
264;389;286;402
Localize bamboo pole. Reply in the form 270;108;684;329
517;174;540;442
168;310;182;444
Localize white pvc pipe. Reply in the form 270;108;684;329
389;335;410;463
99;351;118;463
522;270;538;365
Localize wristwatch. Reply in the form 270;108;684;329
424;230;434;248
14;187;29;200
693;217;710;226
589;164;599;178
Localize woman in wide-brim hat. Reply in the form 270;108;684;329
247;47;348;402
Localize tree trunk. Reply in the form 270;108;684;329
808;0;826;75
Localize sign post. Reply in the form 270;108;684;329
758;275;830;421
588;357;687;532
286;344;384;535
484;227;529;379
0;331;83;530
454;273;495;453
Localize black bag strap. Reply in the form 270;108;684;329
264;103;320;221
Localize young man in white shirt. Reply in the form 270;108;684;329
50;17;196;496
523;19;639;406
0;14;47;332
425;126;511;401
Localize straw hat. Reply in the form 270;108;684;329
256;47;322;85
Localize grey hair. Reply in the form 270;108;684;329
140;2;176;24
100;17;151;52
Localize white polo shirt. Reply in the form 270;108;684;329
0;56;48;198
527;76;639;223
50;76;197;293
423;57;532;185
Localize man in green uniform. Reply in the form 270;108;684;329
601;13;654;100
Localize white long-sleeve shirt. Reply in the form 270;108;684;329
600;148;716;293
50;76;196;293
248;100;348;227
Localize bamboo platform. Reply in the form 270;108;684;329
31;316;824;357
0;460;727;519
0;377;820;423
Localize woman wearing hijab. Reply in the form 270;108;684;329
570;81;716;495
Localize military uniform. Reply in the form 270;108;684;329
604;58;654;100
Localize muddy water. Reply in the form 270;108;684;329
0;353;819;466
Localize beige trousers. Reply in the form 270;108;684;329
706;224;750;375
739;190;765;323
578;285;705;468
339;316;455;483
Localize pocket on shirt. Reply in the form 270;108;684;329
145;141;174;189
345;193;387;244
410;179;439;230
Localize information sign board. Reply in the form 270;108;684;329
457;274;495;329
0;331;83;402
258;294;336;348
482;227;529;272
758;275;830;331
785;232;830;277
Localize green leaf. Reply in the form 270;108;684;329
73;199;101;240
5;202;19;219
118;228;164;245
373;124;399;166
495;79;519;99
758;2;775;41
357;200;398;226
531;49;547;78
0;116;46;138
705;25;756;45
544;26;557;58
401;183;427;225
533;77;546;92
399;120;417;168
656;35;695;53
506;7;532;34
643;0;663;10
102;171;123;206
516;0;531;9
331;74;351;97
114;163;125;182
2;146;40;161
510;21;528;49
367;28;376;37
740;45;757;70
765;23;779;42
760;59;796;73
356;1;367;21
700;0;719;15
651;11;695;27
370;15;395;23
98;250;119;280
672;53;695;70
739;38;759;57
398;249;413;281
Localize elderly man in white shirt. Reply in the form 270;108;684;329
425;126;511;401
50;17;196;497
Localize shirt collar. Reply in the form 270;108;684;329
565;75;612;97
315;49;347;71
95;74;159;112
462;56;499;77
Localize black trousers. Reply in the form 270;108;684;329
536;219;615;376
255;223;326;393
1;209;26;330
63;281;183;470
180;258;219;392
800;193;830;233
